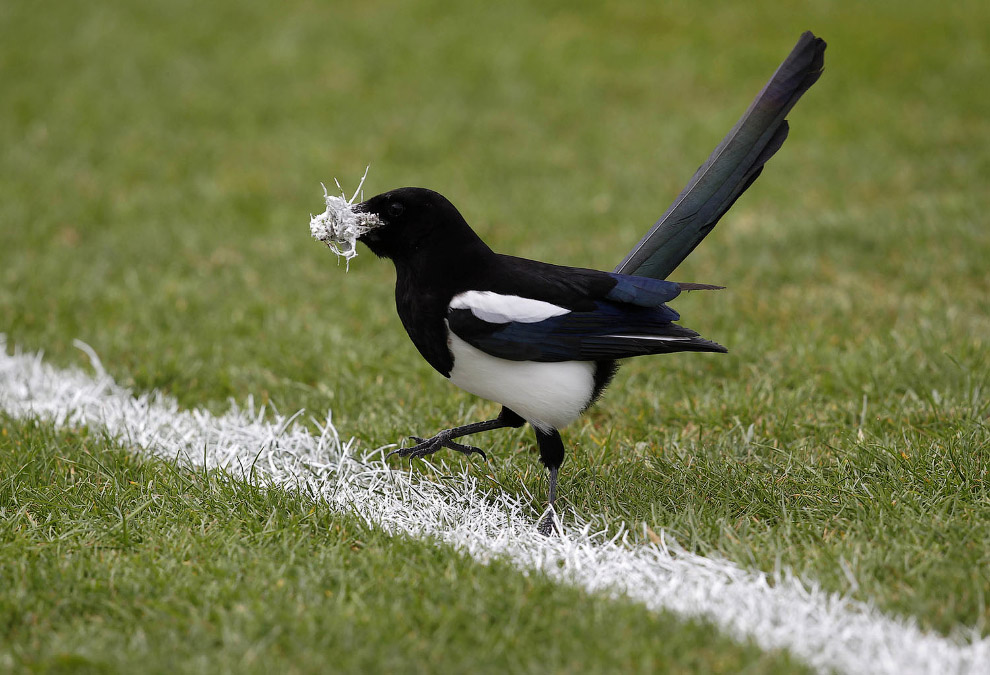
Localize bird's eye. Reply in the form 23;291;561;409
388;202;404;217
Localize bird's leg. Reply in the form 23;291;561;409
536;465;561;536
547;464;559;505
388;407;525;461
534;429;565;536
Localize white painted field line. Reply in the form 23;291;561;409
0;337;987;675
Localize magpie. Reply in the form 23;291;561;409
347;32;825;534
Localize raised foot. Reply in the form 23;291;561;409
386;429;488;461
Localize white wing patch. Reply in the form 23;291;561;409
449;290;569;324
606;335;692;341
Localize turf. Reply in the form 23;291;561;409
1;0;989;667
0;415;804;674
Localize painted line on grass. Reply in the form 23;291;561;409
1;336;987;675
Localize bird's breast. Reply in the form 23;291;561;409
394;279;456;376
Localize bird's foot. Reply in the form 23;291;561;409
387;429;488;461
536;463;561;536
536;508;559;537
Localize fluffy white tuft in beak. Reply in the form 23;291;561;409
309;167;381;266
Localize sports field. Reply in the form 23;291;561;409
1;1;988;672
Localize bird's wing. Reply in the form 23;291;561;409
446;290;726;363
603;273;723;307
614;31;826;280
492;255;715;309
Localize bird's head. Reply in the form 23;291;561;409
355;187;485;263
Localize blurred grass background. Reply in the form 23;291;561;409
2;0;989;655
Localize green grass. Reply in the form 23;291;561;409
0;416;805;674
2;0;989;668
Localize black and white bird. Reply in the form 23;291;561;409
346;33;825;534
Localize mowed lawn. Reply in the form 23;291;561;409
1;0;988;671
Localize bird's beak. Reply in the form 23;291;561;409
353;201;384;243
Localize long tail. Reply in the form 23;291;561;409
615;31;826;280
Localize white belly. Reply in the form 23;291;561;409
446;333;595;431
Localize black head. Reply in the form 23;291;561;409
356;187;487;263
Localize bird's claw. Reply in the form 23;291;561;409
386;436;441;460
537;509;559;536
386;430;488;461
444;439;487;461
